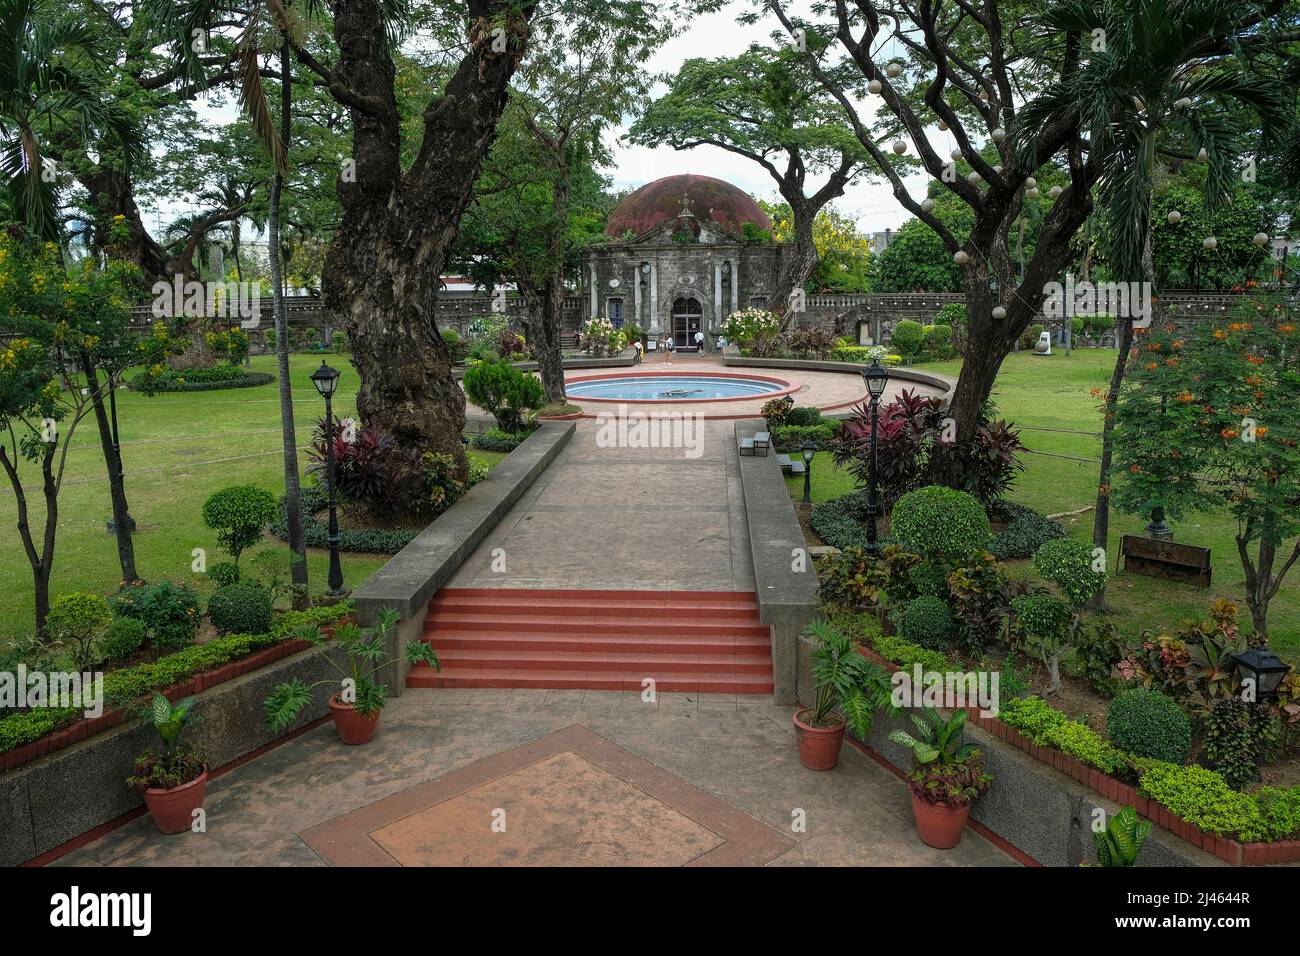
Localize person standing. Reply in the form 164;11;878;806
664;335;675;364
694;329;704;353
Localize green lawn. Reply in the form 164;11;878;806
790;348;1300;660
0;353;502;643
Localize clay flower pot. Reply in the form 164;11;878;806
143;769;208;835
910;793;972;849
793;708;847;771
330;694;381;745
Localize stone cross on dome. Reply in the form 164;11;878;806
678;191;695;217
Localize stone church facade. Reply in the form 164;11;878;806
579;174;790;350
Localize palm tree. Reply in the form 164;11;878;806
0;0;111;239
1015;0;1291;604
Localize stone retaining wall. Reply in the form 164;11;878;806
1;643;345;867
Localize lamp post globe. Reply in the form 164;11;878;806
860;361;890;551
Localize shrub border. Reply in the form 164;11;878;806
0;603;353;773
855;643;1300;865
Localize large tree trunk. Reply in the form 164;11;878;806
536;278;567;403
323;2;531;484
772;199;819;328
85;364;138;583
270;38;310;608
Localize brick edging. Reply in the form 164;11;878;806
0;631;333;775
856;645;1300;866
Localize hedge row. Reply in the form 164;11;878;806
271;484;418;555
135;372;275;392
0;602;352;754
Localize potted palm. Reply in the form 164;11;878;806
127;693;207;835
889;707;992;848
263;609;440;744
794;622;892;770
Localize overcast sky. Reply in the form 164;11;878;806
611;1;931;234
151;1;933;245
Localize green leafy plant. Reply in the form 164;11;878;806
1201;697;1272;791
206;582;274;635
44;593;112;669
871;634;956;673
1073;620;1131;697
111;580;201;651
207;561;240;587
804;621;893;736
1108;688;1192;764
1092;806;1152;866
946;551;1011;657
202;485;279;566
462;358;545;432
815;547;887;612
263;609;440;728
988;501;1066;560
889;708;992;808
1010;592;1071;688
126;693;205;791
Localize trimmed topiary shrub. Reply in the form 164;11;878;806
1108;687;1192;764
890;485;990;559
989;501;1066;559
202;485;279;566
463;358;545;431
890;319;924;357
101;616;147;661
784;406;824;427
907;561;949;598
207;582;274;636
897;594;954;650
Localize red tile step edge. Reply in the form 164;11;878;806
412;588;773;693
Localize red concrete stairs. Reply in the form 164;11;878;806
408;588;773;693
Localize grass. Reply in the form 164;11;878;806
0;353;503;643
789;348;1300;660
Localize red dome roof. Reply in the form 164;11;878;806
605;174;770;240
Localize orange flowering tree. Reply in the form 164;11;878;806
1113;295;1300;641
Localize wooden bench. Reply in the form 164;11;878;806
1120;535;1211;587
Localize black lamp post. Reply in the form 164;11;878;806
310;361;347;597
801;440;817;505
862;360;891;552
1231;647;1292;704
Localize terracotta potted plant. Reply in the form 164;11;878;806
890;707;992;848
794;622;892;770
264;609;439;745
127;693;207;834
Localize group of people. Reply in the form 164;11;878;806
655;329;704;364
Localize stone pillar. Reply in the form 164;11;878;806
713;260;723;334
649;261;659;333
729;257;738;316
589;263;598;318
633;268;642;328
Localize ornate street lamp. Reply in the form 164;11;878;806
801;440;817;505
862;360;891;552
1231;647;1292;703
310;361;347;597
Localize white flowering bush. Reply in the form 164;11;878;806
580;316;627;357
723;308;781;356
